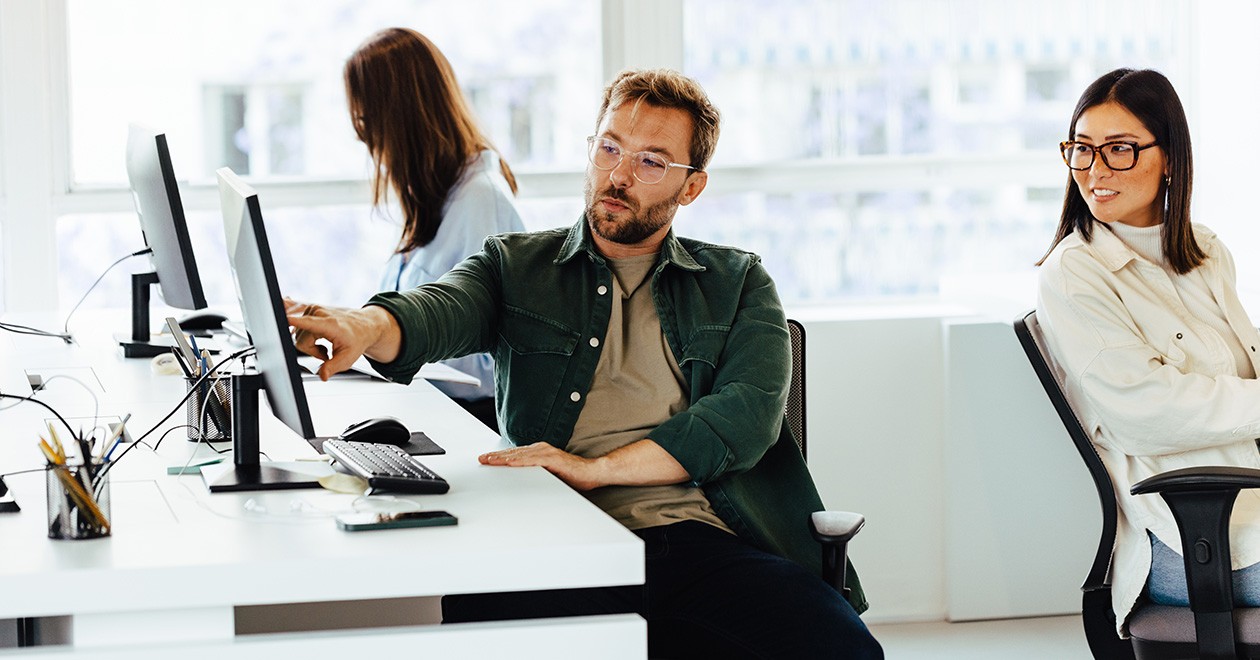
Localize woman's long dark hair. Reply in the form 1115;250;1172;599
1038;68;1203;274
344;28;517;253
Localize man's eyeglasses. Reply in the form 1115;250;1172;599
1059;140;1159;171
586;136;696;185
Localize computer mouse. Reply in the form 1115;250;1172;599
178;311;228;331
338;416;411;446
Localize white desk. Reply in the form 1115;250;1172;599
0;312;645;658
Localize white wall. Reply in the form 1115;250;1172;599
1193;1;1260;297
798;310;1098;624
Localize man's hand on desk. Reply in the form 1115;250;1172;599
479;439;689;492
285;299;402;381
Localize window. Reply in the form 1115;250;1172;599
22;0;1200;311
681;0;1190;304
58;0;599;308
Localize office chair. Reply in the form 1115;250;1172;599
1014;309;1260;660
786;319;865;599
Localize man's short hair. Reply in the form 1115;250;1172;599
596;69;721;172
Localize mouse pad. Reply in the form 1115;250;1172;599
308;431;445;456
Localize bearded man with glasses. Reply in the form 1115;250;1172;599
288;68;881;659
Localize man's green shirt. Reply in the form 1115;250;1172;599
366;218;866;613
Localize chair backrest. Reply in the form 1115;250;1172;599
786;319;807;460
1013;310;1135;659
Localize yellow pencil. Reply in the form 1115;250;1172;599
45;422;65;461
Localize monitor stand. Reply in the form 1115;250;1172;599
200;372;322;493
115;271;175;358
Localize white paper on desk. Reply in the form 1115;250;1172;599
296;355;480;386
416;361;480;386
297;355;377;381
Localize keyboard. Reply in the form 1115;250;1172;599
322;439;450;494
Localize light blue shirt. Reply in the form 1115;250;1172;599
379;150;525;401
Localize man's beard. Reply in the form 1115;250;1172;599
583;179;682;245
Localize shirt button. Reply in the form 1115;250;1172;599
1176;333;1183;340
570;391;581;402
589;337;600;348
597;285;608;295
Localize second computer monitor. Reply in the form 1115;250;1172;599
119;125;212;357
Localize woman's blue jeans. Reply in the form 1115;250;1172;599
1147;531;1260;606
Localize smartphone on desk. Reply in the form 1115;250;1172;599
336;510;457;532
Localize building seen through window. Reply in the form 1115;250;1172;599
55;0;1189;309
680;0;1188;301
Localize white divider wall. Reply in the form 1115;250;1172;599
797;312;1098;624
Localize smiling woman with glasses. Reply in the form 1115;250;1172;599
1035;67;1260;642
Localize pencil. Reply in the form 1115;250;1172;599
95;413;131;462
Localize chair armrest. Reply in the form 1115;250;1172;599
810;510;865;597
1130;465;1260;660
810;510;865;544
1131;465;1260;495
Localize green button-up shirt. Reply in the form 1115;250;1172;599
366;218;866;613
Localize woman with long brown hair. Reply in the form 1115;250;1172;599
344;27;524;430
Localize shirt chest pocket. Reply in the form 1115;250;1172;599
676;326;730;370
496;306;580;437
1158;330;1226;376
1158;333;1189;372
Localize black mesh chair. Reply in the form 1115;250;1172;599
1014;309;1260;659
786;319;865;598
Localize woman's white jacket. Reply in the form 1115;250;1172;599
1038;222;1260;635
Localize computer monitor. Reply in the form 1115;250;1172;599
200;167;320;492
119;124;210;358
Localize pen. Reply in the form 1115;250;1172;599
103;415;131;462
188;335;204;376
75;434;95;484
96;413;131;462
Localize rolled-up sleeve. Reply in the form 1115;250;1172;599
649;260;789;484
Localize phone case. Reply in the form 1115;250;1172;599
336;510;457;531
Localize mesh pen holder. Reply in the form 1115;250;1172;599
186;376;232;442
46;461;110;540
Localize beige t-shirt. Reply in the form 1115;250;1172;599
566;253;732;534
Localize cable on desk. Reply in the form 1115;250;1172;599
0;320;73;344
0;467;53;479
98;345;255;481
30;374;101;438
59;246;153;341
0;393;82;446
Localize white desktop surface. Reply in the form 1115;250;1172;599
0;311;644;657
